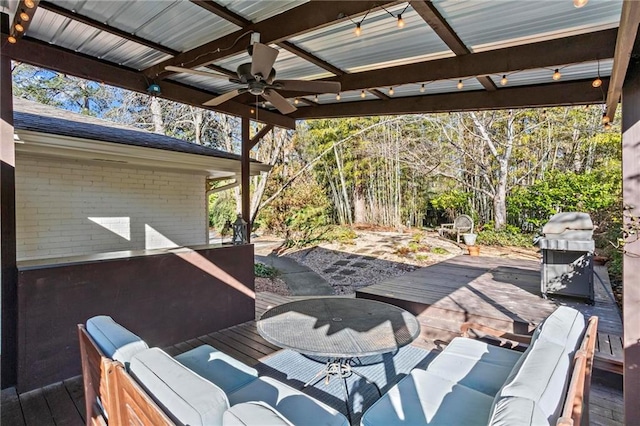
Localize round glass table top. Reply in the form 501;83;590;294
257;297;421;358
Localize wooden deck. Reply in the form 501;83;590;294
2;286;624;425
356;255;623;373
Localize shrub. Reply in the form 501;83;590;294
255;262;278;278
477;227;534;247
432;247;449;255
415;254;429;262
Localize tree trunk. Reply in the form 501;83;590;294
150;97;165;134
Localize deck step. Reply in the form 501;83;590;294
415;315;464;346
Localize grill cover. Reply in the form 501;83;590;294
539;212;595;302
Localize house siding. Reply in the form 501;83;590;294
16;155;206;260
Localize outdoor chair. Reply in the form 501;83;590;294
438;214;474;243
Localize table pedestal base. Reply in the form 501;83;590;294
303;357;382;423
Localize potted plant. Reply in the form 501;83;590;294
462;233;480;256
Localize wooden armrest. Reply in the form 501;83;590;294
440;223;454;228
460;322;533;346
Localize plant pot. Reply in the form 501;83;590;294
462;233;477;246
467;245;480;256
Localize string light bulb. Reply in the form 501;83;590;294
573;0;588;8
19;10;29;21
592;77;602;88
420;84;425;93
602;114;610;124
604;122;612;130
457;80;464;90
336;93;341;101
397;14;405;29
500;75;508;86
552;69;561;81
354;23;362;37
389;87;395;96
7;35;17;44
314;94;318;102
14;23;24;33
250;108;255;114
294;98;299;105
24;0;35;8
360;90;366;99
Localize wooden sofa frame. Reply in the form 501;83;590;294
78;324;175;426
460;315;599;426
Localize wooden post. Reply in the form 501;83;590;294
0;12;18;388
622;54;640;424
241;117;250;243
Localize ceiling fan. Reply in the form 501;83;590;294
166;34;341;115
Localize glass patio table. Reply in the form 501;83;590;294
257;297;421;421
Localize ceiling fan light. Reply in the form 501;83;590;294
500;75;508;86
354;23;362;37
592;77;602;88
397;15;405;29
573;0;588;8
552;69;561;81
24;0;35;8
457;80;463;90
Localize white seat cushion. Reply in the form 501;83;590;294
130;348;229;426
223;402;294;426
86;315;148;367
175;345;258;394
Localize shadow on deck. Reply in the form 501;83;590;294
2;255;625;425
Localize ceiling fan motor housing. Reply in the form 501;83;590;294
237;63;276;84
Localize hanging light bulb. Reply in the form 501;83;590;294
397;14;405;29
420;84;425;93
604;122;612;130
24;0;35;8
19;10;29;21
389;87;395;96
602;114;610;124
250;108;255;114
457;80;464;90
360;90;366;99
294;98;299;105
261;101;266;108
336;93;341;101
14;23;24;33
552;69;561;81
314;94;318;102
573;0;588;8
592;77;602;88
7;34;17;44
354;23;362;37
500;75;508;86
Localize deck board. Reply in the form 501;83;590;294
41;382;84;426
1;387;26;426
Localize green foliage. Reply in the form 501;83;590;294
429;190;470;220
477;226;534;247
208;191;236;230
508;168;621;229
411;233;422;243
254;262;278;278
415;254;429;262
431;247;449;255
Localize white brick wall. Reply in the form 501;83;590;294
16;155;207;260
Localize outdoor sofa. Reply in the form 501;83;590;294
360;306;597;426
78;315;349;426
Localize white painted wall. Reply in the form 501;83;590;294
16;155;207;260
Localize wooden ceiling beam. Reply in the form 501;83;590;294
322;29;616;95
291;79;609;119
605;0;640;123
3;35;295;129
190;0;251;27
8;0;39;43
144;1;399;79
411;1;497;91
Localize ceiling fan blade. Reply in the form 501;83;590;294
251;43;279;80
275;80;341;94
165;66;229;80
262;89;297;115
203;89;243;106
